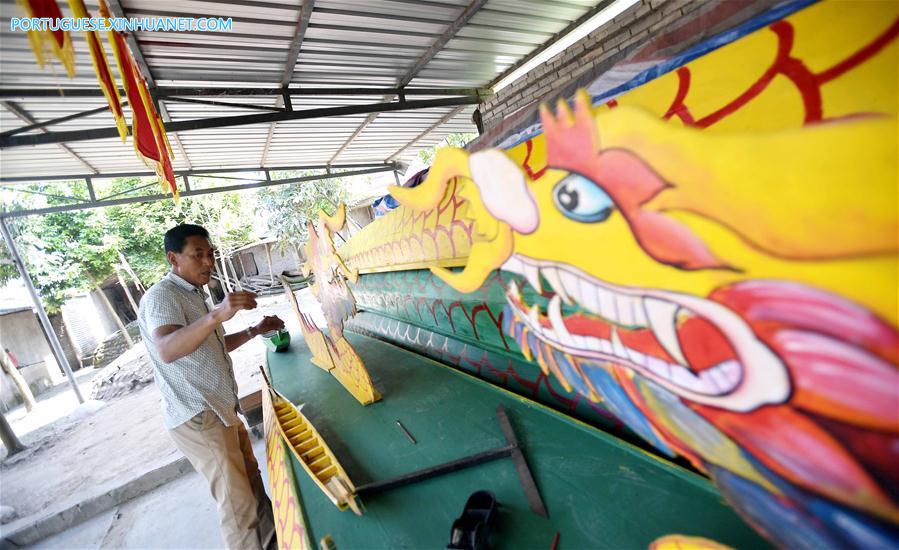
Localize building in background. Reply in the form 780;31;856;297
0;304;57;410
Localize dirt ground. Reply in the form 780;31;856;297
0;290;316;527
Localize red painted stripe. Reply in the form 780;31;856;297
780;56;822;123
816;18;899;84
663;67;694;123
522;139;548;180
695;21;794;128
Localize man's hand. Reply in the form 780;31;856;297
214;291;258;322
254;315;285;335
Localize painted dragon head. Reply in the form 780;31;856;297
390;91;899;526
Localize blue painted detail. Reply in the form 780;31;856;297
552;173;615;223
527;332;539;360
551;349;592;396
805;497;899;548
581;360;675;456
711;463;845;550
589;0;818;105
513;320;524;343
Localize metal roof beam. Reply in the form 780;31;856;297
281;0;315;88
489;0;615;89
0;103;125;138
102;1;196;171
103;0;156;87
0;165;395;219
163;96;285;112
0;185;90;204
386;105;466;162
0;162;393;184
328;111;379;165
1;101;99;174
403;0;503;82
262;0;316;166
157;101;192;170
1;96;482;148
330;0;488;165
0;87;492;99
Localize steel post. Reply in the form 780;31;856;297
0;218;84;403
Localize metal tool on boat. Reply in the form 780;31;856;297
355;405;548;518
395;420;417;444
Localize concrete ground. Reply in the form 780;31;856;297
1;288;322;548
30;436;268;549
2;366;101;440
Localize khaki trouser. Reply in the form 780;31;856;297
170;410;275;550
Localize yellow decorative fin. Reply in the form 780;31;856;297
320;203;347;234
389;148;471;211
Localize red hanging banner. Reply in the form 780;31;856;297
99;0;178;199
67;0;128;142
17;0;75;77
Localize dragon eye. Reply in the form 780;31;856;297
552;173;614;223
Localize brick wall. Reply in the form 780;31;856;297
479;0;783;131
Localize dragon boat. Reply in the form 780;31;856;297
261;1;899;548
262;369;362;516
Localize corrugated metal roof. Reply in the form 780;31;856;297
0;0;605;181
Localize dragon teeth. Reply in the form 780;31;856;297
610;327;628;357
507;280;520;299
528;303;540;327
643;298;688;365
501;256;523;275
542;267;573;304
505;257;756;400
548;294;576;347
523;262;542;293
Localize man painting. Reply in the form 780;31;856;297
138;224;283;549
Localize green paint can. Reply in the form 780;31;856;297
262;329;291;352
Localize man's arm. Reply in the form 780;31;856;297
223;315;285;352
151;292;257;363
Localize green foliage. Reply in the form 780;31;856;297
17;210;118;310
0;219;20;288
257;171;347;253
0;191;47;287
0;245;16;287
1;181;117;311
1;178;258;312
174;192;256;256
417;132;478;165
103;178;177;285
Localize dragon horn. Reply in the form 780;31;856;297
319;203;347;233
388;148;471;211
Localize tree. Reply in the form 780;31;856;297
2;182;108;311
2;179;259;312
178;192;257;255
256;171;347;264
0;347;36;413
11;210;111;312
17;207;136;346
0;244;17;288
103;177;179;286
1;196;33;287
0;412;24;456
